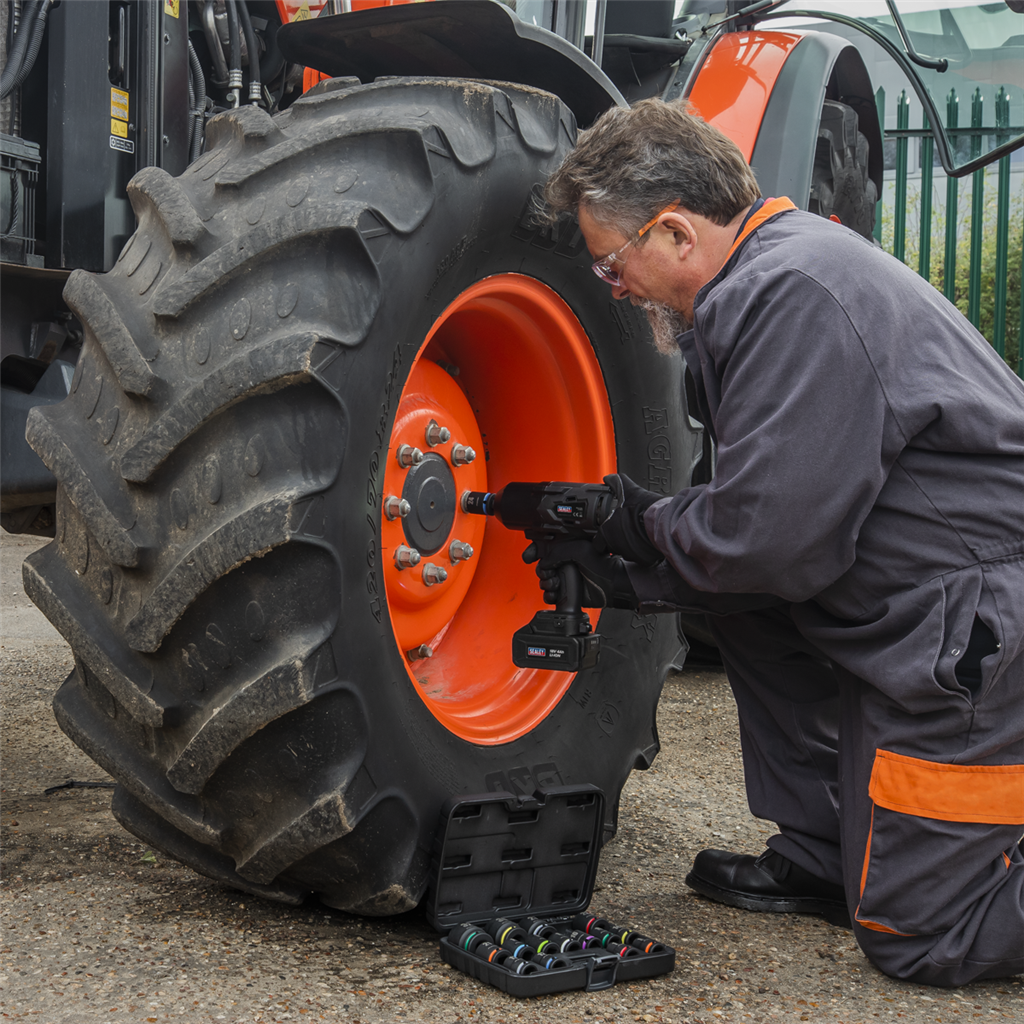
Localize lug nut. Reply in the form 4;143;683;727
422;563;448;586
425;419;451;447
449;540;474;562
394;545;421;570
450;444;476;466
407;644;433;661
396;444;423;468
384;495;411;520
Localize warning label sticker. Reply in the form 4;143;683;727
110;136;135;154
164;0;180;17
277;0;324;22
110;88;129;122
110;119;128;139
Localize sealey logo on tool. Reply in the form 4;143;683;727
528;646;547;657
555;501;585;520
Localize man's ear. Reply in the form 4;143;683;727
660;211;698;261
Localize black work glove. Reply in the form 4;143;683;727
597;473;664;567
523;539;638;610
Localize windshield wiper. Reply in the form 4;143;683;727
733;0;950;72
886;0;948;72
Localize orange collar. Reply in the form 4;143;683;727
724;196;797;263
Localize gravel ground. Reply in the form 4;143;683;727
2;531;1021;1023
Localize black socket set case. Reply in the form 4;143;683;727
425;785;675;996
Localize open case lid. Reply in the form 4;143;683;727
426;785;604;933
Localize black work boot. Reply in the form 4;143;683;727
685;848;851;928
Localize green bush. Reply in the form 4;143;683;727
878;169;1022;376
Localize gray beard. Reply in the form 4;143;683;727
636;299;690;355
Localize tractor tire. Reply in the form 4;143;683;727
23;78;695;914
808;99;877;240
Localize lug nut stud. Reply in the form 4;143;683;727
394;545;421;570
425;419;451;447
450;444;476;466
407;644;433;661
396;444;424;468
422;563;448;586
449;540;474;562
384;495;411;520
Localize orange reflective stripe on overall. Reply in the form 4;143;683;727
856;750;1024;935
869;749;1024;825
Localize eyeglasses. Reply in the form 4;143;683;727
591;200;681;286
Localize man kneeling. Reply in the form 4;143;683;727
534;99;1024;988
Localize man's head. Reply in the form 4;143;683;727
545;100;761;350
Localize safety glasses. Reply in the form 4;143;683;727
591;200;681;286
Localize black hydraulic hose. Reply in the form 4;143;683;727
12;0;51;93
237;0;261;104
1;1;37;98
187;47;195;112
187;40;207;161
1;0;48;100
225;0;242;104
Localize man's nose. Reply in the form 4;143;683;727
611;282;631;300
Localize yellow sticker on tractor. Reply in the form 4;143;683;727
165;0;180;17
110;88;129;122
111;119;128;139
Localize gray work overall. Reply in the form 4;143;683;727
629;205;1024;986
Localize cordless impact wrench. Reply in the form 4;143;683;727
461;481;618;672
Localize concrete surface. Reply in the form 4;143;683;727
2;530;1020;1023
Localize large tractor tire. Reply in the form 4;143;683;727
808;99;877;240
23;78;694;913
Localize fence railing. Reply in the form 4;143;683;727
874;86;1023;378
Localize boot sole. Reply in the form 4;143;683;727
685;871;852;929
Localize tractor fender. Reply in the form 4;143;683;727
688;29;883;210
277;0;626;128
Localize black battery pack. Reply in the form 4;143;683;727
511;610;600;671
426;787;675;996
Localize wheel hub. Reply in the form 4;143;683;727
401;453;456;555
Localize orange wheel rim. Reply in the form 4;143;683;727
383;274;616;745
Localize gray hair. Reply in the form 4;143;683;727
544;99;761;236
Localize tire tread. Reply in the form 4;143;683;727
62;271;159;398
127;167;208;248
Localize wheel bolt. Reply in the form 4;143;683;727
407;644;433;661
422;563;448;586
425;419;451;447
449;540;474;562
384;495;411;520
396;444;423;468
394;545;421;570
450;444;476;466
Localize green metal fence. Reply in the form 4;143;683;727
874;87;1023;378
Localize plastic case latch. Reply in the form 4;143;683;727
583;954;618;991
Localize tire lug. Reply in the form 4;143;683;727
384;495;411;520
421;563;448;586
394;545;421;570
425;419;451;447
450;444;476;466
396;444;424;468
407;644;433;661
448;540;474;562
